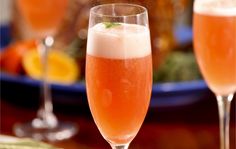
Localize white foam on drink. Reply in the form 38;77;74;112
87;23;151;59
194;0;236;16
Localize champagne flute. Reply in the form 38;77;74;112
86;3;152;149
14;0;77;141
193;0;236;149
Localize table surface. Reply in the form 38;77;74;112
1;93;235;149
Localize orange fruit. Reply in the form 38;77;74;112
23;50;79;84
0;40;37;74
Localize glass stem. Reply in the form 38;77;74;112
110;144;130;149
35;36;58;128
216;93;234;149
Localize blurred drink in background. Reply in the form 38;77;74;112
13;0;78;141
193;0;236;149
194;1;236;95
17;0;68;38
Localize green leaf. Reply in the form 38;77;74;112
154;51;202;83
103;22;121;29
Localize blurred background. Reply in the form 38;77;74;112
1;0;200;84
0;0;235;149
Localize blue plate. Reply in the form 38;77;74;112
0;72;209;108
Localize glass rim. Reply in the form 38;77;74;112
90;3;148;18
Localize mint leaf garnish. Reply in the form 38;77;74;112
103;22;121;29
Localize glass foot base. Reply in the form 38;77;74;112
14;121;78;141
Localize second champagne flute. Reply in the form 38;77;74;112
86;3;152;149
14;0;77;141
193;0;236;148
